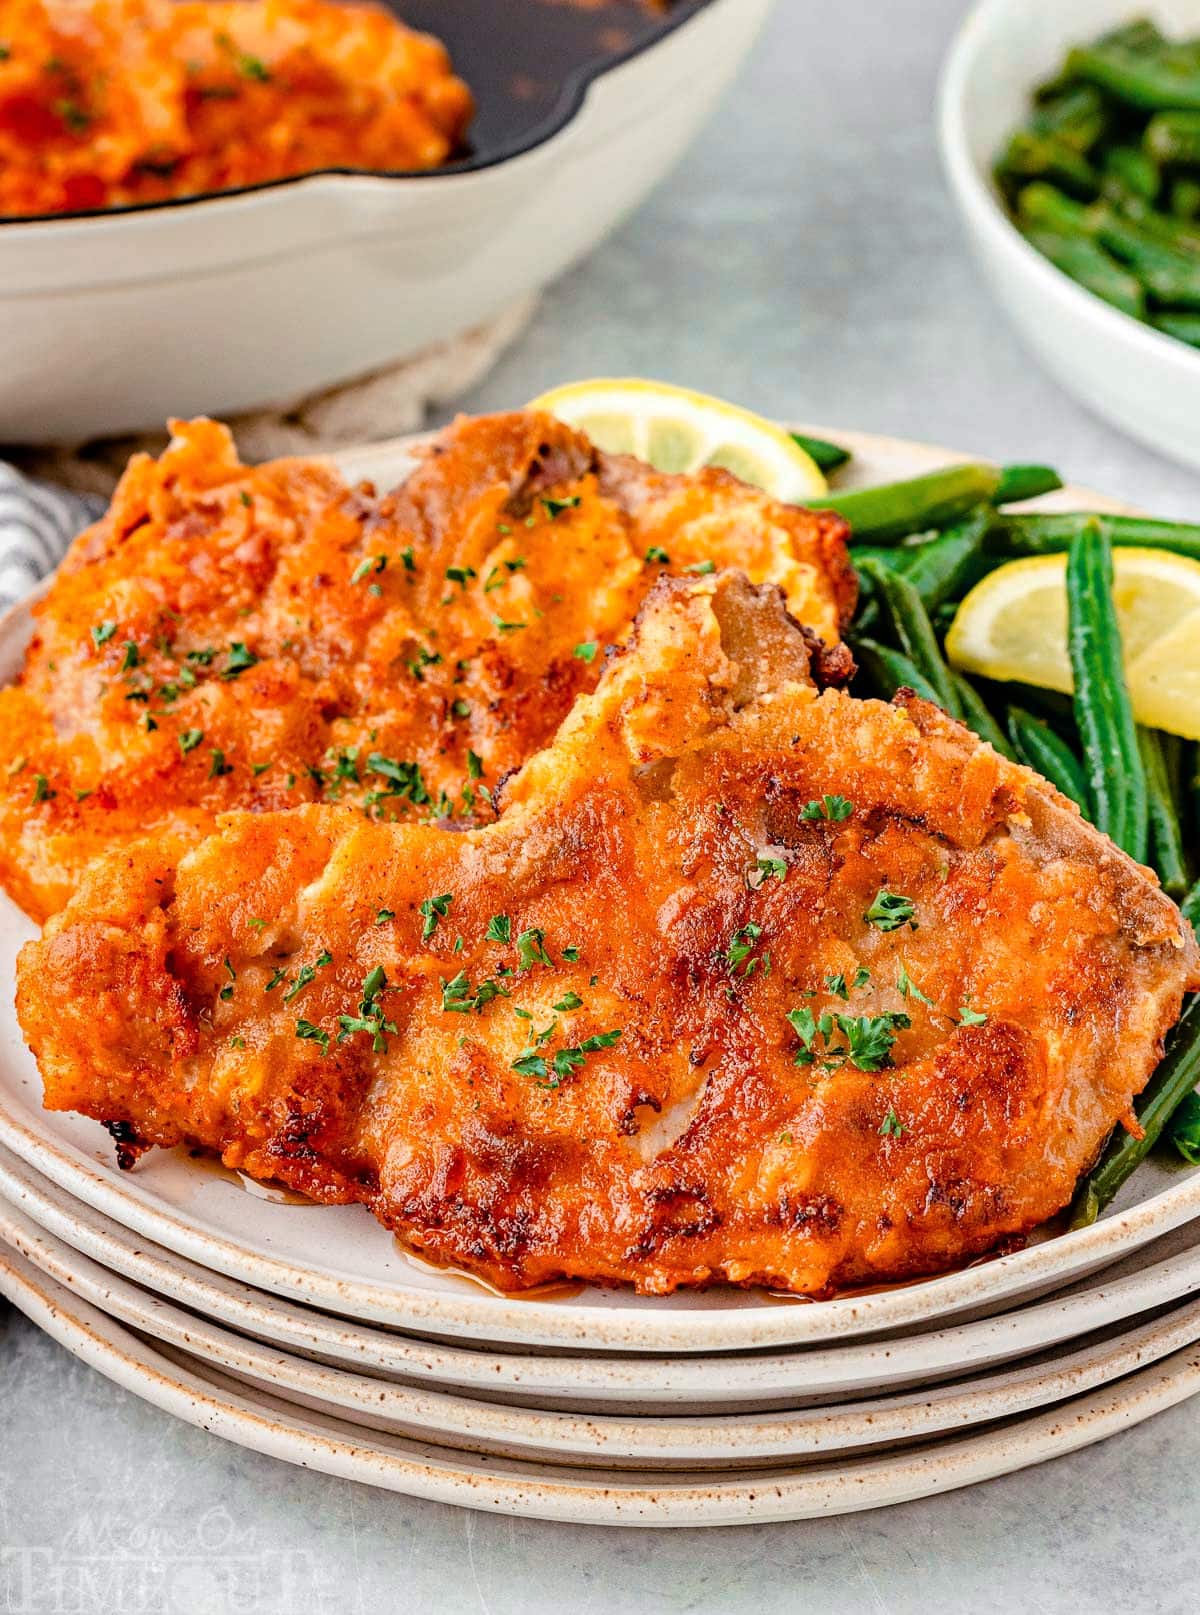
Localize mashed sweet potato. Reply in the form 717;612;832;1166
0;0;473;216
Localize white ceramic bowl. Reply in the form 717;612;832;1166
0;0;773;443
939;0;1200;471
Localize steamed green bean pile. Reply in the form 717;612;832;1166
995;18;1200;348
796;430;1200;1221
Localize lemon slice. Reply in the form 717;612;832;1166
945;547;1200;740
530;378;826;504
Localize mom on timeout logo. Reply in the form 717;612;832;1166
0;1506;330;1614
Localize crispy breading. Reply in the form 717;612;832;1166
0;0;473;217
0;411;854;922
18;573;1198;1296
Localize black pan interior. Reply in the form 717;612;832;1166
395;0;714;171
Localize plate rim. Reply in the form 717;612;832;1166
5;1137;1200;1408
5;1240;1200;1525
0;422;1193;1356
6;1189;1200;1468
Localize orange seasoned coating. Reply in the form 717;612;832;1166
18;574;1199;1296
0;411;854;921
0;0;472;216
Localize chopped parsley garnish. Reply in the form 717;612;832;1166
685;559;716;575
645;546;670;564
367;754;429;806
958;1004;989;1027
56;99;90;134
120;641;140;672
513;1027;622;1087
187;648;217;666
726;922;766;977
282;964;317;1003
208;749;232;779
467;750;483;781
561;945;582;963
230;1035;246;1049
222;641;258;678
439;970;510;1015
485;914;511;944
879;1108;905;1138
553;991;583;1012
897;961;934;1007
91;622;116;648
32;774;54;804
265;965;288;992
248;918;267;930
824;967;870;1000
492;615;527;634
445;564;476;590
864;889;916;932
178;729;204;754
573;641;599;663
801;795;854;822
376;908;395;926
238;52;270;80
239;490;252;508
337;966;397;1053
219;958;236;1001
452;699;471;719
406;646;442;682
351;554;387;586
541;495;581;520
787;1007;909;1073
419;892;453;941
516;927;553;970
754;856;788;883
295;1019;330;1057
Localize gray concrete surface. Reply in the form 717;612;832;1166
4;1;1200;1609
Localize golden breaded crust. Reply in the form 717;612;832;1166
0;411;853;921
18;573;1197;1296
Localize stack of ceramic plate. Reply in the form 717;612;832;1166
3;428;1200;1527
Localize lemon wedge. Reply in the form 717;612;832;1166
945;547;1200;739
530;378;826;504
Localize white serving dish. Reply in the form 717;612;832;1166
0;0;773;443
0;424;1192;1357
6;1242;1200;1524
939;0;1200;472
7;1139;1200;1413
7;1192;1200;1471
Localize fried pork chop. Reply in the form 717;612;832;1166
0;412;854;921
18;573;1199;1296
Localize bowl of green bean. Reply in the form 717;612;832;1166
940;0;1200;471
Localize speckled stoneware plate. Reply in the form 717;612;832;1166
5;1141;1200;1414
5;1241;1200;1524
5;1193;1200;1471
0;426;1196;1355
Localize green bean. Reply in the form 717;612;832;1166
1007;706;1092;813
1070;996;1200;1227
898;510;992;613
996;132;1100;199
1096;208;1200;307
1031;83;1109;152
994;464;1064;504
1171;176;1200;219
1152;311;1200;345
1067;38;1200;113
813;464;1002;544
789;432;851;475
992;511;1200;562
1138;728;1191;893
1066;522;1148;862
1182;877;1200;932
851;638;941;707
952;675;1017;760
855;558;962;717
1021;228;1146;318
1102;143;1161;203
1145;110;1200;166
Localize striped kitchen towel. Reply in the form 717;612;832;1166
0;461;103;611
